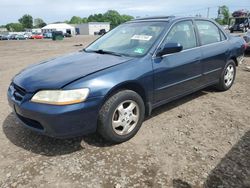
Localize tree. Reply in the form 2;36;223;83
34;18;46;28
217;5;230;25
103;10;123;28
6;23;24;31
69;16;83;24
82;17;88;23
88;14;105;22
121;14;134;22
18;14;33;28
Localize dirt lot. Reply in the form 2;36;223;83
0;36;250;188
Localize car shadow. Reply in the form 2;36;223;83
204;130;250;188
171;130;250;188
146;88;211;120
245;52;250;57
2;113;114;156
2;88;213;156
172;179;192;188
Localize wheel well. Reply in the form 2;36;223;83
102;82;150;115
230;56;238;66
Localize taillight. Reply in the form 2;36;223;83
242;41;248;50
244;42;248;50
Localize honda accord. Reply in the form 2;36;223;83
8;16;246;143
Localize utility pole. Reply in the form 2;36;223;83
207;7;210;18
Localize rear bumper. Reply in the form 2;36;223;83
8;90;103;138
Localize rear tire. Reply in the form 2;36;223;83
97;90;145;143
216;60;236;91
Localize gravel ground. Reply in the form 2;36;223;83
0;36;250;188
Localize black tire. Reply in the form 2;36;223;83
97;90;145;143
216;60;236;91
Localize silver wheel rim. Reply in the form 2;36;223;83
112;100;140;136
224;64;234;87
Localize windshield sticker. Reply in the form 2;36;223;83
134;48;145;54
131;35;152;41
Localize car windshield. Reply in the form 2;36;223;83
85;21;167;57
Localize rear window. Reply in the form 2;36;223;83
196;20;222;45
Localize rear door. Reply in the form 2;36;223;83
194;20;229;84
153;20;203;104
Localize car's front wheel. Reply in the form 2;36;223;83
216;60;236;91
97;90;145;143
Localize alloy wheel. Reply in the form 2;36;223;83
112;100;140;136
224;64;235;87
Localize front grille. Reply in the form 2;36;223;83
11;83;26;102
17;113;44;130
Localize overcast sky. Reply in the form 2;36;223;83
0;0;250;25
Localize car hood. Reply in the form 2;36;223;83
13;51;133;92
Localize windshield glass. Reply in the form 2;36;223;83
85;21;167;57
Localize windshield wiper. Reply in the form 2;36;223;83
86;49;123;57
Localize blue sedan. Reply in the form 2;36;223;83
8;16;246;143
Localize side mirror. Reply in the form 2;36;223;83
157;43;183;56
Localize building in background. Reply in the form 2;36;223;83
76;22;110;35
41;23;75;35
25;28;42;33
0;27;8;32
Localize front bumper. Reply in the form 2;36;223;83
7;84;103;138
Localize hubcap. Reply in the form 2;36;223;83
224;65;234;87
112;100;140;136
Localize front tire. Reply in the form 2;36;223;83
97;90;145;143
216;60;236;91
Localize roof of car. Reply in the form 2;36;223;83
133;16;176;21
129;16;211;22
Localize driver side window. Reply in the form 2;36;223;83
164;20;197;50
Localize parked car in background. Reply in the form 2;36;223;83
64;33;72;37
94;29;107;35
8;16;246;143
243;30;250;52
9;34;17;40
43;32;52;39
0;34;11;40
15;34;26;40
229;10;250;33
23;33;31;39
98;29;107;35
31;33;43;39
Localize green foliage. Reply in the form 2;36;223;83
5;10;134;31
69;16;83;24
68;10;134;28
68;16;88;24
34;18;46;28
87;10;134;28
88;13;105;22
18;14;33;28
6;23;24;31
215;18;223;25
82;17;88;23
217;5;230;25
121;14;134;22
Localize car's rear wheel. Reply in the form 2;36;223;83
216;60;236;91
97;90;145;143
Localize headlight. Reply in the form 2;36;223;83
31;88;89;105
